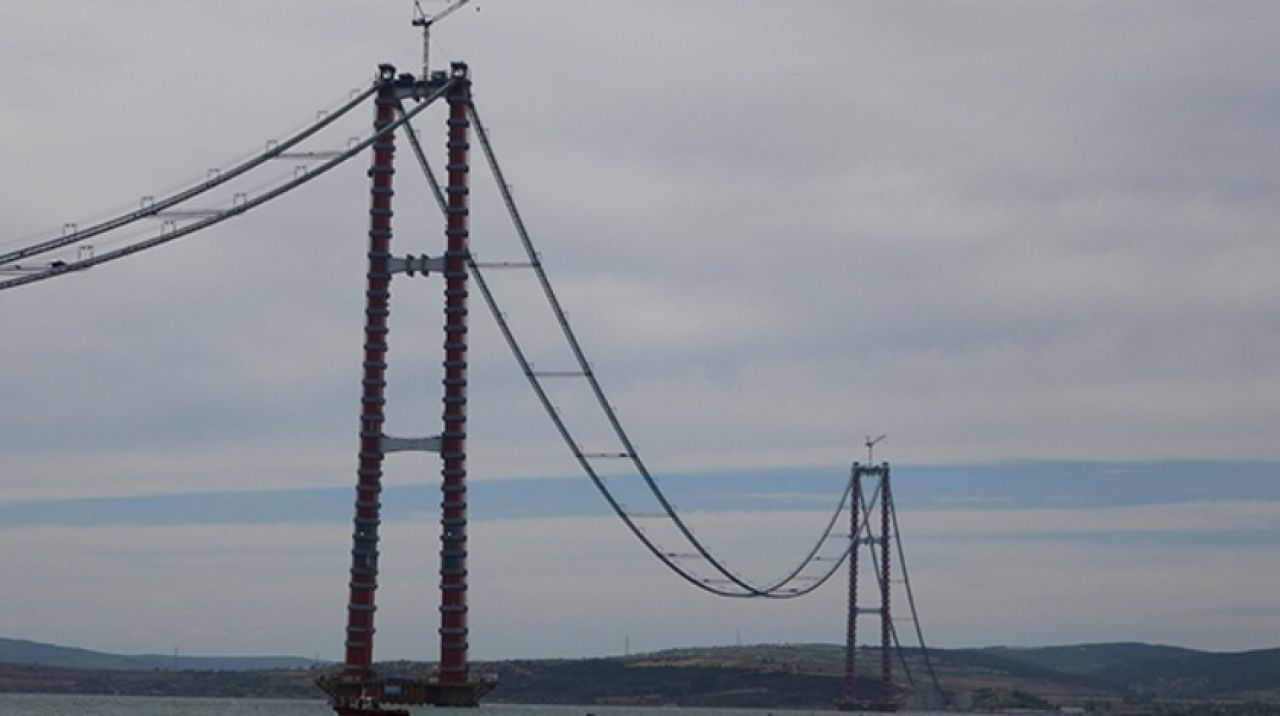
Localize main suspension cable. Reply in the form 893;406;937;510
467;102;839;595
0;84;379;268
0;79;459;293
889;488;947;703
399;101;852;597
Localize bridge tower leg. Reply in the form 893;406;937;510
433;63;488;706
345;64;400;682
319;64;403;716
879;466;894;710
840;462;897;712
843;468;862;706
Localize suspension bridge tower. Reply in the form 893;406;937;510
316;61;495;716
840;461;898;712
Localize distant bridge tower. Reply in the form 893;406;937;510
840;462;896;711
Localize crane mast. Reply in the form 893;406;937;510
412;0;472;79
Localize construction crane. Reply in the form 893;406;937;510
412;0;472;80
865;434;887;464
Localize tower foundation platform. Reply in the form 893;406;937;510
318;672;498;711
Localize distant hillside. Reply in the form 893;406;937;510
482;657;843;708
983;642;1203;677
2;637;1279;709
1108;647;1280;699
0;637;317;672
981;642;1280;699
0;662;317;699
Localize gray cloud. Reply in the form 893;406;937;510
7;3;1280;478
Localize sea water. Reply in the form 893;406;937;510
0;695;944;716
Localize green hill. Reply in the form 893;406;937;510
3;637;1280;710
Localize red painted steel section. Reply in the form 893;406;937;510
342;75;400;675
438;74;472;683
880;467;893;707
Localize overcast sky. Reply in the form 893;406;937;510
2;2;1279;663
